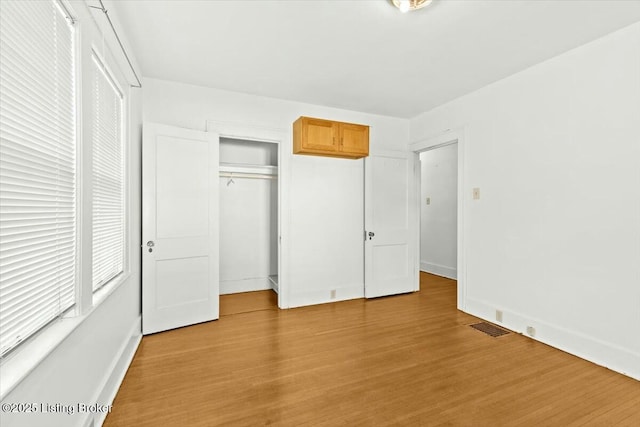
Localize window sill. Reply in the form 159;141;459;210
0;272;131;400
93;271;131;307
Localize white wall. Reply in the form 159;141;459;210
410;22;640;379
144;78;409;307
219;138;278;166
419;145;457;279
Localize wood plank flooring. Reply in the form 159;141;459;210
104;273;640;426
219;289;278;317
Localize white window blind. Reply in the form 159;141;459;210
0;0;76;355
91;54;124;291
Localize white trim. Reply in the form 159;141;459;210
409;128;466;310
413;153;420;291
56;0;77;23
288;284;363;308
206;120;291;309
420;261;457;280
0;316;81;399
368;147;409;158
74;3;89;316
89;46;129;295
465;297;640;381
269;275;279;293
92;316;141;427
206;120;286;143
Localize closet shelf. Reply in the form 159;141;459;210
219;163;278;176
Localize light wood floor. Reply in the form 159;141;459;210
219;288;279;317
104;273;640;426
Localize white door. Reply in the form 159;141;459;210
142;123;219;334
364;150;418;298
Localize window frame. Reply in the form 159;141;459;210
89;48;128;295
81;22;132;310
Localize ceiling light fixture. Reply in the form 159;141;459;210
391;0;433;13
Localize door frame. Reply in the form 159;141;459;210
409;128;467;311
206;120;290;309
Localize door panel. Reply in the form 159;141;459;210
155;257;209;308
156;136;210;238
373;244;409;280
142;123;219;335
365;151;418;298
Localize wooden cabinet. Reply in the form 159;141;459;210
293;116;369;159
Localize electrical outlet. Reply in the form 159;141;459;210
526;326;536;337
330;290;336;299
473;188;480;200
495;310;503;322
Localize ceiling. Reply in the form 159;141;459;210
112;0;640;118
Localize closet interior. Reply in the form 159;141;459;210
219;137;279;302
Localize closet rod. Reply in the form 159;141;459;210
219;172;277;180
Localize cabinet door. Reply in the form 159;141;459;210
302;117;338;152
339;123;369;156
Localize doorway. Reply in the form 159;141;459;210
410;130;466;310
218;137;279;315
206;120;290;310
419;143;458;279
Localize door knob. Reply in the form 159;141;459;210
146;241;155;247
368;232;375;240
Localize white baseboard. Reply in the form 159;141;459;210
288;284;364;308
464;297;640;381
420;261;457;279
269;275;279;294
220;277;272;295
92;316;142;427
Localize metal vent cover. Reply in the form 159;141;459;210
470;322;510;337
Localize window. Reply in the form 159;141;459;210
91;54;125;291
0;0;130;362
0;0;77;355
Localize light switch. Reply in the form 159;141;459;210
426;197;431;205
473;188;480;200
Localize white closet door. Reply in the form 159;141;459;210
142;123;219;334
364;150;418;298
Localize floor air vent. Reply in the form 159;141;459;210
470;322;510;337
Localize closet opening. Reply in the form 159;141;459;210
218;137;279;315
